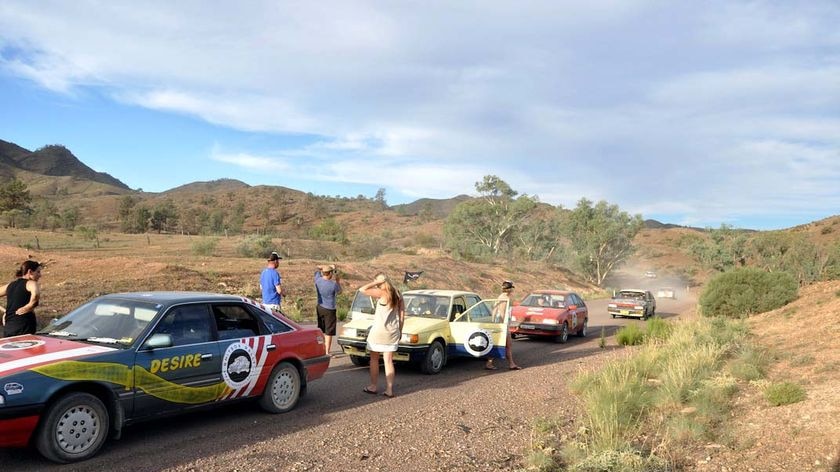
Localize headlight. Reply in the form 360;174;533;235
342;327;356;337
608;303;617;308
0;394;5;407
634;306;644;310
400;333;419;344
511;315;518;321
542;319;558;325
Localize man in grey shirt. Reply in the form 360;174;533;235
315;264;342;356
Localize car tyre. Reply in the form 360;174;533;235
259;361;302;414
36;392;110;464
577;318;588;337
420;340;445;375
611;314;616;319
350;355;370;366
554;323;569;344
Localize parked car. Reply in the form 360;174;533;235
509;290;588;343
348;291;377;321
0;292;329;463
338;290;510;374
656;287;676;299
608;289;656;319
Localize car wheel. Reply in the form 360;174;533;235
420;340;445;375
577;318;588;337
610;314;616;319
259;361;302;414
554;323;569;344
36;392;110;464
510;332;519;340
350;355;370;366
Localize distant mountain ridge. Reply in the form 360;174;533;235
0;139;130;190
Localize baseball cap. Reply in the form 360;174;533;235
501;280;515;290
268;251;282;261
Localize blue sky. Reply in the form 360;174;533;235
1;1;838;230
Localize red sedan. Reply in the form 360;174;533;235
509;290;588;343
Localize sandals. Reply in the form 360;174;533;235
362;386;378;394
509;365;523;370
484;364;498;370
382;392;395;398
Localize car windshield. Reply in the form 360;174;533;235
617;291;645;300
39;299;161;347
520;293;565;308
404;294;451;319
350;292;376;315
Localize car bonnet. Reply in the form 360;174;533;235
0;335;116;378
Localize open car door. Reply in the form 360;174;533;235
449;298;509;360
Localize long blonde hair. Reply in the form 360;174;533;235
376;274;402;310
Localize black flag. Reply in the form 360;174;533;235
404;271;423;283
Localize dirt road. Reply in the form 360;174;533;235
1;296;696;471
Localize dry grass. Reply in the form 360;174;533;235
0;228;599;327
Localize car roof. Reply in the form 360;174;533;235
617;289;647;293
403;289;480;298
97;291;247;306
528;290;575;295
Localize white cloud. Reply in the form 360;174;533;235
1;0;838;228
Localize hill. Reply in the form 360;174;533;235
392;195;472;218
0;140;130;191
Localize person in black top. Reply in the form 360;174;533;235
1;260;43;337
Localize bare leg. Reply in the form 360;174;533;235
367;351;380;392
383;351;395;396
506;332;520;369
324;335;333;356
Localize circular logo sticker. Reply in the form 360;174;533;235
222;342;255;389
0;340;45;351
464;329;493;357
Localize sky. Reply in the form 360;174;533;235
0;1;838;230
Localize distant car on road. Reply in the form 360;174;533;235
0;292;329;463
608;289;656;320
644;271;657;278
509;290;588;343
656;287;676;299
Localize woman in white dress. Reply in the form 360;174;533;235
359;274;405;398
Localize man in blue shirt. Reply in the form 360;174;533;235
261;252;283;311
315;264;342;356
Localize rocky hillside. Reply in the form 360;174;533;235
0;140;129;191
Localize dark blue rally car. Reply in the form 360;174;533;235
0;292;329;463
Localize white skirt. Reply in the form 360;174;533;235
367;341;398;352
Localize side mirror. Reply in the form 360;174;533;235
144;333;173;350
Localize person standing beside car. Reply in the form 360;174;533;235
359;273;405;398
260;252;284;311
1;260;43;337
485;280;521;371
314;264;342;356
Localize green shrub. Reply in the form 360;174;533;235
764;381;806;406
308;217;347;243
191;237;219;256
336;292;351;322
616;324;645;346
645;318;673;342
236;235;277;258
598;326;607;349
699;268;798;318
728;345;768;381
